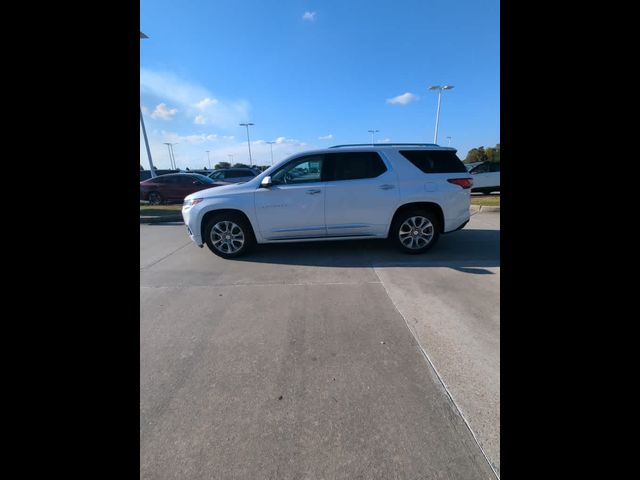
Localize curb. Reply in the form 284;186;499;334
470;205;500;213
140;215;183;224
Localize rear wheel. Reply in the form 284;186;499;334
148;191;162;205
391;209;440;254
204;213;255;258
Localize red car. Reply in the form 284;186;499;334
140;173;217;205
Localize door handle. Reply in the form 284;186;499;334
379;184;395;190
306;189;322;195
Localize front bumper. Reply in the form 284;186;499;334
182;206;204;246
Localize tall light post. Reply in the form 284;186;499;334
266;141;275;165
140;32;156;177
239;122;254;166
446;136;452;146
169;143;178;170
206;150;211;169
368;129;379;146
163;142;175;169
428;85;454;144
228;154;234;165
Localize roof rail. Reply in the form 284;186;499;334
329;143;440;148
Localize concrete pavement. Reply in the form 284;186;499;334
140;212;500;479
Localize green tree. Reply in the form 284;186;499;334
214;161;231;169
232;163;250;168
464;147;488;163
464;144;500;163
485;144;500;162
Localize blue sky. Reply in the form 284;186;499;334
140;0;499;170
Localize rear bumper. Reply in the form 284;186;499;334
443;210;470;233
444;220;468;233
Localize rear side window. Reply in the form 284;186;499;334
399;150;467;174
162;176;179;184
489;162;500;172
325;152;387;181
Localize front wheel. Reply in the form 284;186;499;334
203;213;255;258
391;210;440;254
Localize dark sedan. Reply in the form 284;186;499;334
140;173;216;205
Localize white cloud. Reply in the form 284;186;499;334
195;97;219;110
194;115;207;125
275;136;306;146
141;105;149;114
377;138;392;143
386;92;419;105
302;11;317;21
151;103;178;120
318;134;333;140
161;131;220;144
223;135;235;140
140;69;250;128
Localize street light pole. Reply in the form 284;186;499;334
140;32;156;177
446;136;452;146
428;85;454;144
206;150;211;169
368;129;379;146
163;143;174;169
169;143;178;170
228;154;234;164
140;107;157;178
239;123;254;166
266;141;275;165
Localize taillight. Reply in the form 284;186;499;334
447;178;473;189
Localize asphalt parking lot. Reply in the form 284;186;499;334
140;211;500;479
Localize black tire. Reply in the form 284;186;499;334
203;212;255;259
391;209;441;254
148;191;163;205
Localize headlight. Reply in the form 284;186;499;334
183;198;204;207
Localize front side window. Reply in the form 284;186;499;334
210;171;225;179
324;152;387;181
271;155;323;185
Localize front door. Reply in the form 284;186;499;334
254;155;326;240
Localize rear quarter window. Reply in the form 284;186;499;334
399;150;467;174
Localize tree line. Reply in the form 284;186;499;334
463;144;500;164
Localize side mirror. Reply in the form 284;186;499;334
261;176;273;188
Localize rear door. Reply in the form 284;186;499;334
323;152;399;237
161;175;182;200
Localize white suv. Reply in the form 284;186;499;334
182;144;472;258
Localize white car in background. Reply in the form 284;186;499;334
182;144;473;258
466;161;500;194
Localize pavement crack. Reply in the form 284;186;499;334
140;242;193;271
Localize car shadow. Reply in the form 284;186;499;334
234;229;500;269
